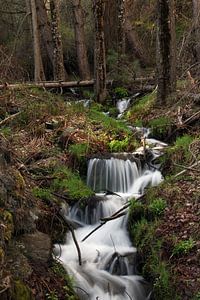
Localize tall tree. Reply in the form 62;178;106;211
50;0;66;81
192;0;200;65
29;0;46;81
93;0;107;103
36;0;55;76
156;0;176;105
72;0;90;80
117;0;126;56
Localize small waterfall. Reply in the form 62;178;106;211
87;158;141;193
55;156;163;300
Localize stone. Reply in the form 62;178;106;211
20;231;51;263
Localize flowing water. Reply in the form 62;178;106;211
55;146;165;299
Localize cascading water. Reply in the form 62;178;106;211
54;149;164;299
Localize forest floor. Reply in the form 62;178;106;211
0;85;199;299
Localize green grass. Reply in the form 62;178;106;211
172;238;195;256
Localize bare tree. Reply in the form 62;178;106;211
156;0;176;105
29;0;46;81
93;0;107;103
72;0;90;80
50;0;66;81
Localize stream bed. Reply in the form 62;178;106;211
54;136;166;299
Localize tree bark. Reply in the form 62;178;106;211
192;0;200;66
50;0;67;81
35;0;54;73
156;0;176;105
93;0;107;104
29;0;46;81
117;0;126;56
72;0;90;80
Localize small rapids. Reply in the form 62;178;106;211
55;145;164;299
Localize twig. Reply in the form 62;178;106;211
174;161;200;177
0;112;21;126
173;163;199;172
81;194;146;242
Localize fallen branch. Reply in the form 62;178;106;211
0;112;21;126
0;80;112;90
174;160;200;178
173;163;199;172
81;194;145;242
58;211;82;266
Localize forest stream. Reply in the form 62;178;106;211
54;101;166;300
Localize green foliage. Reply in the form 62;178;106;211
32;187;52;203
52;166;94;200
13;280;33;300
0;126;12;138
172;238;195;256
148;198;167;217
192;292;200;300
114;87;129;98
46;292;58;300
148;116;172;138
109;137;129;152
127;92;155;121
88;109;131;134
69;143;89;159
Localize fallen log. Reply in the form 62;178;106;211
0;80;112;90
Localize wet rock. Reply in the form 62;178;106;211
20;231;51;263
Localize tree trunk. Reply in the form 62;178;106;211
192;0;200;66
124;0;150;67
156;0;176;105
29;0;46;81
35;0;54;73
93;0;107;104
117;0;126;56
50;0;66;81
72;0;90;80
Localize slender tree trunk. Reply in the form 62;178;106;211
29;0;46;81
104;0;118;51
156;0;176;105
35;0;54;71
50;0;66;81
72;0;90;80
93;0;107;103
117;0;125;56
124;0;150;67
192;0;200;66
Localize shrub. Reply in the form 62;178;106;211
114;87;129;98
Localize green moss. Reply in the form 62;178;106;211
52;166;94;200
12;280;33;300
127;91;155;121
114;87;129;98
32;187;53;204
69;143;89;159
1;210;14;241
148;116;173;139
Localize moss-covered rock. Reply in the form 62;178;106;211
12;280;33;300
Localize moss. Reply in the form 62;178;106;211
12;280;33;300
52;166;94;201
1;210;14;241
126;91;155;121
0;247;5;264
69;143;89;160
13;170;26;195
148;116;173;139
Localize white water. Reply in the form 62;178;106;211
55;154;163;300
